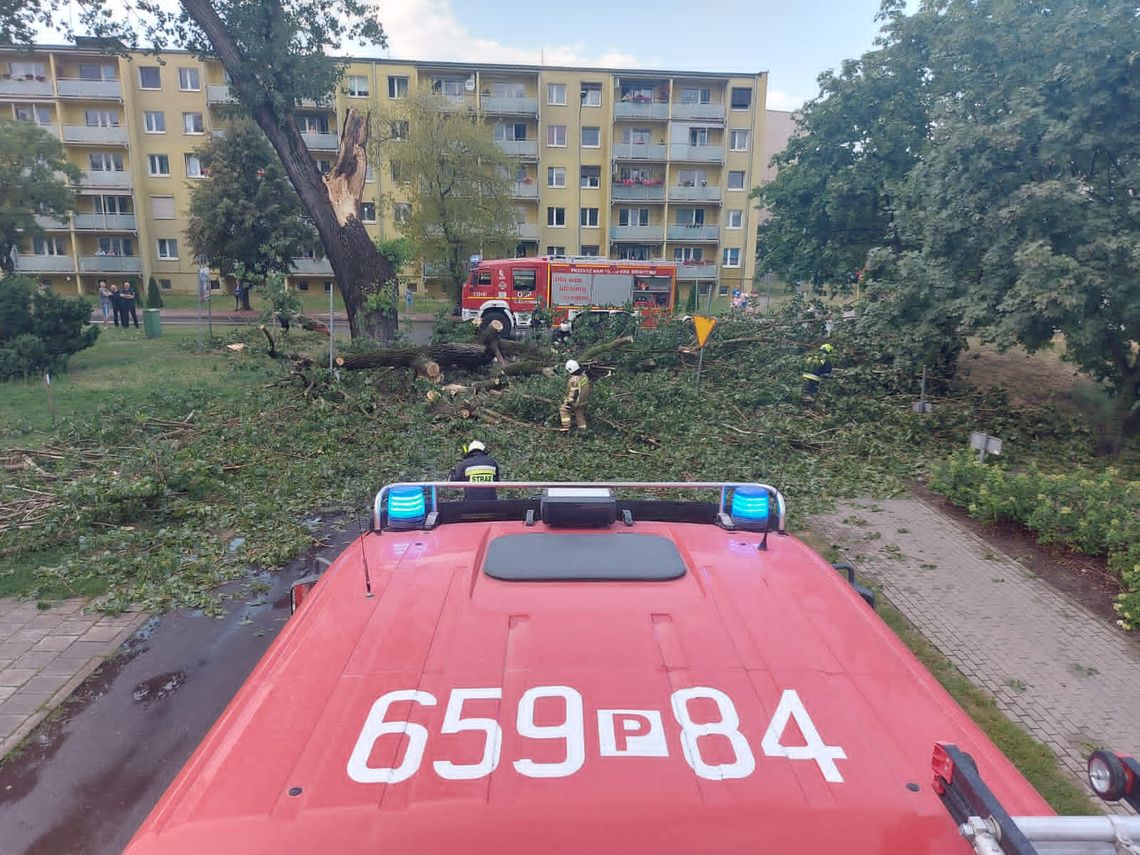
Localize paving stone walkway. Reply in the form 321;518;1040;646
813;496;1140;815
0;599;148;760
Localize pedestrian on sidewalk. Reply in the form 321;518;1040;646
109;283;123;328
120;280;139;329
233;282;243;311
97;279;113;326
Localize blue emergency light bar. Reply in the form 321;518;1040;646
385;486;428;530
730;486;771;531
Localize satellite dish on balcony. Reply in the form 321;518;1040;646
465;75;475;92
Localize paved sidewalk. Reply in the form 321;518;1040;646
813;497;1140;814
0;599;148;760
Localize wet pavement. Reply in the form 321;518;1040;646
0;523;360;855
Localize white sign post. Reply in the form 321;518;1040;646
969;431;1003;463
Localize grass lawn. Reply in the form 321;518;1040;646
153;290;456;316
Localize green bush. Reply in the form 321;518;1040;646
0;276;98;380
931;452;1140;629
146;276;164;309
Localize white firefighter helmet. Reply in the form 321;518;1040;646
465;439;486;454
565;359;580;374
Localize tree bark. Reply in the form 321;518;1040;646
336;343;492;371
178;0;397;341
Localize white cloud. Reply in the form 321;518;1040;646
379;0;648;68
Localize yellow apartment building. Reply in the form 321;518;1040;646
2;41;769;310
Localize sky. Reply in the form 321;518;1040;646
373;0;895;111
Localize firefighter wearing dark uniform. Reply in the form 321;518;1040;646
802;343;835;400
559;359;590;432
448;440;501;500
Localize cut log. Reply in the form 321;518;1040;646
578;335;634;362
411;355;442;380
337;343;492;371
295;314;330;336
495;360;556;377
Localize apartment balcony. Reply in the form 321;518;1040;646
74;213;137;231
438;94;476;111
15;255;75;273
27;123;59;138
423;261;447;277
612;142;667;161
291;257;334;276
62;125;128;145
81;170;132;190
667;224;720;241
57;78;122;99
611;183;665;202
79;255;142;274
494;139;538;158
514;223;539;240
0;77;54;97
34;215;69;230
614;101;669;121
668;184;722;203
301;131;340;151
671;102;725;122
669;144;724;163
511;181;538;199
481;95;538;116
674;261;718;279
609;225;664;242
206;84;235;104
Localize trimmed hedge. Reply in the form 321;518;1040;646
930;452;1140;630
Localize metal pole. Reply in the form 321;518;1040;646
328;282;335;371
695;345;705;392
44;373;56;425
765;272;772;313
207;297;213;338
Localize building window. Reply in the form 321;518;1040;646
680;87;711;104
621;127;652;145
159;278;172;290
546;245;566;256
365;164;375;183
580;83;602;106
78;63;114;81
689;127;709;146
547;83;566;105
138;67;161;89
718;284;730;297
580;165;600;188
183;112;204;134
618;208;650;226
494;122;527;141
389;160;403;183
89;152;124;172
96;237;133;256
581;245;599;257
388;76;408;99
147;154;170;176
143;111;165;133
547;207;566;227
33;236;67;255
15;104;52;125
359;202;376;222
673;247;704;262
546;125;566;147
727;170;746;190
347;75;370;97
394;203;411;224
389;121;409;141
150;195;175;219
296;113;329;134
722;247;741;267
9;61;47;79
156;238;179;259
317;159;332;176
297;280;310;292
84;109;118;127
581;126;600;147
580;208;599;227
94;195;131;214
730;87;752;110
547;166;565;188
178;67;201;91
730;129;750;150
209;279;220;291
185;154;203;178
727;209;743;229
324;281;334;293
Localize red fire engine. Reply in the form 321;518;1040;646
460;256;677;337
125;481;1139;854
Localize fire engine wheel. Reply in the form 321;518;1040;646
481;311;512;339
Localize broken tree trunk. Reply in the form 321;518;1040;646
295;314;330;336
495;360;556;377
336;343;492;372
578;335;635;362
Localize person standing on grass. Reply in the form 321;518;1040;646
120;280;139;329
233;282;243;311
97;279;113;326
109;283;123;328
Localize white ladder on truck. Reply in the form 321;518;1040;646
959;815;1140;854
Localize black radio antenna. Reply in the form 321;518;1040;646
355;510;374;598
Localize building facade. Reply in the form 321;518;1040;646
2;43;768;309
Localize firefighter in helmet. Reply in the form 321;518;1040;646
448;439;501;500
559;359;590;432
802;342;835;400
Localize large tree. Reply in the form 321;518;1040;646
186;117;316;308
81;0;396;340
375;95;518;301
0;118;81;275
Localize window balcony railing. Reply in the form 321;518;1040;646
206;84;235;104
495;139;538;158
78;255;141;273
437;93;475;111
0;77;54;97
16;255;75;273
291;257;334;276
671;102;725;122
81;170;132;189
669;144;724;163
74;213;137;231
609;225;664;242
481;95;538;116
34;215;69;230
668;184;722;203
57;78;122;99
612;142;667;161
514;223;539;240
614;101;669;120
301;131;340;151
511;181;539;199
63;125;128;145
667;224;720;241
674;261;718;279
611;183;665;202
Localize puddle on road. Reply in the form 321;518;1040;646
132;670;187;704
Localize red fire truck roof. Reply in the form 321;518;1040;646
125;483;1051;855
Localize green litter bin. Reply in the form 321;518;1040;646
143;308;162;338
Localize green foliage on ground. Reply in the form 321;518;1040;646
931;453;1140;629
0;276;98;380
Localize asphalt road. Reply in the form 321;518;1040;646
0;524;360;855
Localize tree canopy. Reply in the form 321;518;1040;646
0;118;81;275
186;117;316;291
757;0;1140;443
374;95;518;300
0;275;98;380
